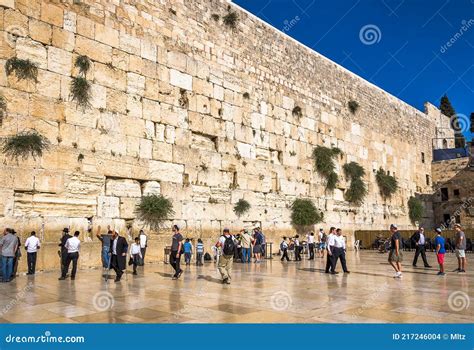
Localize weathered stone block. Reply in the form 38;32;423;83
169;69;192;90
97;196;120;218
106;179;141;197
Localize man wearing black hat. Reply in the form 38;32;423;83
58;228;72;275
110;229;128;282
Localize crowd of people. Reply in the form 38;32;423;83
0;222;469;284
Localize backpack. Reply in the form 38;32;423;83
204;252;212;261
222;236;235;256
321;234;327;243
280;241;287;251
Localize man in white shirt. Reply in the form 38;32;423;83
138;230;147;266
412;227;431;268
59;231;81;281
306;232;315;260
25;231;40;275
325;227;336;273
332;228;350;274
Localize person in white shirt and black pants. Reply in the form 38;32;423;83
59;231;81;280
325;227;336;273
130;237;143;275
25;231;40;275
331;229;350;274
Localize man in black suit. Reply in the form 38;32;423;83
58;228;72;274
412;227;431;268
110;229;128;282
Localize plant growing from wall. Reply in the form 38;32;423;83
211;14;220;21
348;100;359;114
223;9;238;29
292;105;303;119
136;195;175;230
233;198;251;217
408;196;424;224
312;145;342;190
376;168;398;199
0;95;6;126
290;198;324;228
70;76;91;109
5;57;38;82
74;55;91;76
2;130;50;161
343;161;367;204
243;92;250;99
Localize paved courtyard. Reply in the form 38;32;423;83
0;251;471;323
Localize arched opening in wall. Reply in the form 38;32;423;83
443;139;448;149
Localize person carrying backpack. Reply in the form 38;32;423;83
280;237;290;262
216;228;236;284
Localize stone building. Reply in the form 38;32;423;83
0;0;455;265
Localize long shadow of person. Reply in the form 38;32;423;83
197;275;223;284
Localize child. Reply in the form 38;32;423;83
196;239;204;266
183;238;192;265
130;237;142;275
280;237;289;261
434;228;446;276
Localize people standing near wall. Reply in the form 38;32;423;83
25;231;41;275
183;238;192;266
280;237;290;262
318;228;327;259
138;230;147;266
216;228;236;285
388;224;403;278
252;228;264;263
325;227;336;273
240;229;253;264
332;229;350;274
59;231;81;281
96;225;112;270
294;235;302;261
11;230;21;280
434;228;446;276
454;224;467;273
170;225;183;280
110;229;128;282
196;238;204;266
129;237;142;275
412;227;431;268
307;232;315;260
0;228;18;283
58;228;72;275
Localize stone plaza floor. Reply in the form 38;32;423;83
0;251;472;323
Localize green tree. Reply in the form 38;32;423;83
439;94;455;117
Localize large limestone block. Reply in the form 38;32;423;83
152;141;173;162
119;32;140;55
95;22;119;48
106;179;141;197
16;37;47;69
94;62;126;90
75;36;112;65
97;196;120;218
149;160;184;183
63;11;77;32
142;181;161;196
120;197;140;219
169;69;192;90
127;72;145;94
41;2;63;27
29;18;52;45
47;46;72;75
141;40;157;62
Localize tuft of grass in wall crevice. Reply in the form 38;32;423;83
2;130;50;161
5;57;38;82
376;168;398;199
312;146;342;191
343;161;367;205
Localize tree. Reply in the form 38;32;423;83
440;94;465;148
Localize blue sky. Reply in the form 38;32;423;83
233;0;474;141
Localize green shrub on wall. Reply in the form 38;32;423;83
376;168;398;199
290;198;324;227
312;146;342;190
71;55;92;109
348;100;359;114
343;162;367;204
233;199;251;217
136;195;175;230
5;57;38;82
408;196;424;224
223;10;238;29
2;130;50;161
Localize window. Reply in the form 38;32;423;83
421;152;425;163
440;188;449;201
443;214;451;225
454;189;460;197
443;139;448;149
455;215;461;224
426;174;430;186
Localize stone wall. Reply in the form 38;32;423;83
432;157;474;228
0;0;453;256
